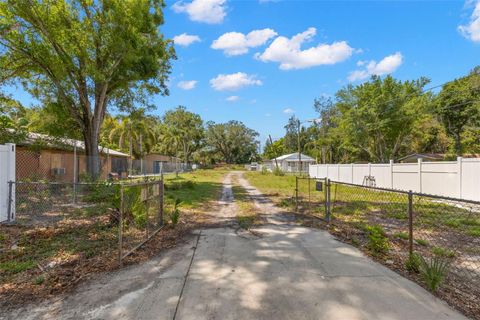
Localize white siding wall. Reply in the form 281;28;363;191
309;157;480;201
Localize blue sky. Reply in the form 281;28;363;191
5;0;480;145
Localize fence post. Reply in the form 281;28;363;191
308;177;311;213
408;190;413;256
118;185;124;266
418;158;423;193
159;175;164;226
7;181;13;221
295;176;299;212
457;156;463;199
389;159;394;189
325;179;331;223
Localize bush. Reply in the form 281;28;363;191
419;255;450;292
273;166;285;176
406;252;422;273
261;166;268;175
365;225;390;255
169;198;181;226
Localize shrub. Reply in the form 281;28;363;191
394;232;409;240
415;239;429;246
261;166;268;175
419;255;450;292
431;246;455;258
406;252;422;273
365;225;390;255
169;198;181;226
273;166;285;176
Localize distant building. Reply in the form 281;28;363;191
266;153;316;173
397;153;445;163
140;153;182;174
15;132;129;182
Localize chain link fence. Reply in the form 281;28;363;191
294;179;479;318
1;178;164;282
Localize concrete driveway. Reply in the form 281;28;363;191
2;172;467;320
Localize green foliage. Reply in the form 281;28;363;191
169;198;181;226
406;252;422;273
365;225;390;255
415;239;429;246
273;166;285;176
263;137;287;159
419;255;450;292
435;68;480;155
394;232;409;240
0;0;175;177
431;246;455;258
0;260;35;274
33;275;45;285
261;166;268;175
157;106;204;163
205;120;259;164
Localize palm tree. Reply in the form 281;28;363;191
109;113;157;174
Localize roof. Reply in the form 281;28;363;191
272;153;316;162
16;131;130;158
397;153;445;162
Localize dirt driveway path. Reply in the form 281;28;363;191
2;171;467;320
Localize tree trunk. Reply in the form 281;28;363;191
84;125;101;179
454;132;462;156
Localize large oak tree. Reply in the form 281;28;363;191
0;0;175;177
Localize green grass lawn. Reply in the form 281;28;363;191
163;169;226;211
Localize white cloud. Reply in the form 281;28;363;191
173;33;201;47
348;52;403;82
459;0;480;42
226;95;239;102
211;29;277;56
255;27;354;70
172;0;226;24
178;80;198;90
283;108;294;114
210;72;262;91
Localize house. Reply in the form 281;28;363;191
267;153;316;173
137;153;182;174
397;153;445;163
15;132;130;182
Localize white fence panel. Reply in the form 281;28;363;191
338;165;352;183
421;161;458;198
393;163;419;192
370;164;391;188
461;159;480;201
309;157;480;201
352;164;369;185
0;143;15;222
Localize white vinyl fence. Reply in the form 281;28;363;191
0;143;15;222
309;157;480;201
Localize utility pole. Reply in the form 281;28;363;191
269;135;279;169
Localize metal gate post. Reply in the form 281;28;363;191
159;175;164;226
408;191;413;256
7;181;13;221
308;177;311;213
325;179;331;223
118;185;124;266
295;176;299;212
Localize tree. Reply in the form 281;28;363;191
335;75;430;162
0;0;175;177
159;106;204;164
0;93;28;144
206;120;259;164
108;109;157;159
435;67;480;155
263;137;286;159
